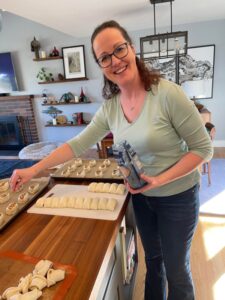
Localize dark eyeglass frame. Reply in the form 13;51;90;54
96;42;129;68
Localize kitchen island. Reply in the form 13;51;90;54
0;177;133;299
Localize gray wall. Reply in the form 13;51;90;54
1;12;225;145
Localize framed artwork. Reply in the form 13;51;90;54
140;44;215;100
179;45;215;100
62;45;87;79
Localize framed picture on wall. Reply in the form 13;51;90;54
139;44;215;100
62;45;87;79
179;45;215;100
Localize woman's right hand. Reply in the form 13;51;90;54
10;167;37;192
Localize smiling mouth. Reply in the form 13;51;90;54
114;65;127;75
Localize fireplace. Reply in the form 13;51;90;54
0;116;24;150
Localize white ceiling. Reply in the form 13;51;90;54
1;0;225;38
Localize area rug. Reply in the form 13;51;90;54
199;158;225;216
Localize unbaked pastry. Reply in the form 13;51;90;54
35;198;45;208
82;197;92;209
102;183;111;193
18;192;30;204
11;288;42;300
76;169;86;177
88;182;97;192
83;164;91;173
43;197;53;208
61;168;71;177
90;198;99;210
2;286;21;299
95;182;104;193
112;169;121;177
95;170;103;178
0;212;4;226
0;180;9;192
98;164;107;171
98;198;108;210
0;192;10;204
116;184;126;195
33;259;53;277
47;268;65;287
109;183;118;194
29;274;47;290
28;183;40;195
103;159;111;166
75;197;84;209
18;273;32;294
5;202;18;216
68;163;77;172
89;159;96;167
106;198;117;211
74;158;82;167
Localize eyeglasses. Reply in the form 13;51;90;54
96;42;129;68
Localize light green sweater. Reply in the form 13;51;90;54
67;79;213;196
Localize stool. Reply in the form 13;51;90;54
19;141;62;160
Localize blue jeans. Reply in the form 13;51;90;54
132;184;199;300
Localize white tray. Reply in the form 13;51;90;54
27;184;128;221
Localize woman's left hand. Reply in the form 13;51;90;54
125;173;162;194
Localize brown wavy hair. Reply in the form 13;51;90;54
91;20;161;99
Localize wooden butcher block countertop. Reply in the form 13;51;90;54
0;177;129;300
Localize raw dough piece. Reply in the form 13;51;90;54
82;197;92;209
47;268;65;286
112;169;121;177
13;288;42;300
75;197;84;209
95;170;103;178
89;159;96;167
98;198;108;210
50;197;60;208
0;180;9;192
0;192;10;204
76;169;86;177
95;182;104;193
99;164;107;171
61;168;70;176
90;198;99;210
0;212;4;226
106;198;117;211
103;159;111;166
43;197;53;208
29;274;47;290
109;183;118;194
88;182;97;192
18;192;30;204
68;163;77;172
18;273;32;294
35;198;45;208
5;202;18;215
67;196;76;208
33;260;53;277
102;183;111;193
83;164;91;172
116;184;126;195
2;287;20;299
74;158;82;166
28;183;40;195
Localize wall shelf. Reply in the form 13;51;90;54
45;123;89;127
42;101;91;106
38;77;89;84
33;56;62;61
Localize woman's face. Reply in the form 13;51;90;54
93;28;138;88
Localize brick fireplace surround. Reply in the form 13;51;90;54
0;95;39;146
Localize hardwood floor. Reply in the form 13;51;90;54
133;147;225;300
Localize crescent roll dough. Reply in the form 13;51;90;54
0;180;9;192
98;198;108;210
0;212;4;226
75;197;84;209
109;183;118;194
47;268;65;286
2;286;21;299
106;198;117;211
83;197;92;209
16;288;42;300
29;274;47;291
18;192;30;204
18;273;32;294
6;202;18;216
95;182;104;193
35;198;45;208
88;182;97;192
33;259;53;277
28;183;40;195
90;198;99;210
102;183;111;193
0;192;10;204
116;184;126;195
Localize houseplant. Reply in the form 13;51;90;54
37;67;54;82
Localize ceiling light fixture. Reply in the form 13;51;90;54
140;0;188;60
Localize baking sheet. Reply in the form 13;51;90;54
0;177;50;231
28;184;128;221
51;158;123;181
0;250;76;300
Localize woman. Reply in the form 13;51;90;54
11;20;213;300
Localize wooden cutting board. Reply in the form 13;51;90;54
27;184;128;221
0;251;76;299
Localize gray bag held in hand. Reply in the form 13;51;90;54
112;140;147;190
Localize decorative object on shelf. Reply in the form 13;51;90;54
58;73;65;80
79;87;89;102
49;46;60;57
62;45;87;79
42;106;63;125
41;89;48;104
72;112;83;125
56;115;68;125
40;51;47;59
37;67;54;82
31;36;41;59
60;92;75;103
140;0;188;84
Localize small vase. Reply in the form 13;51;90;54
52;118;57;125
